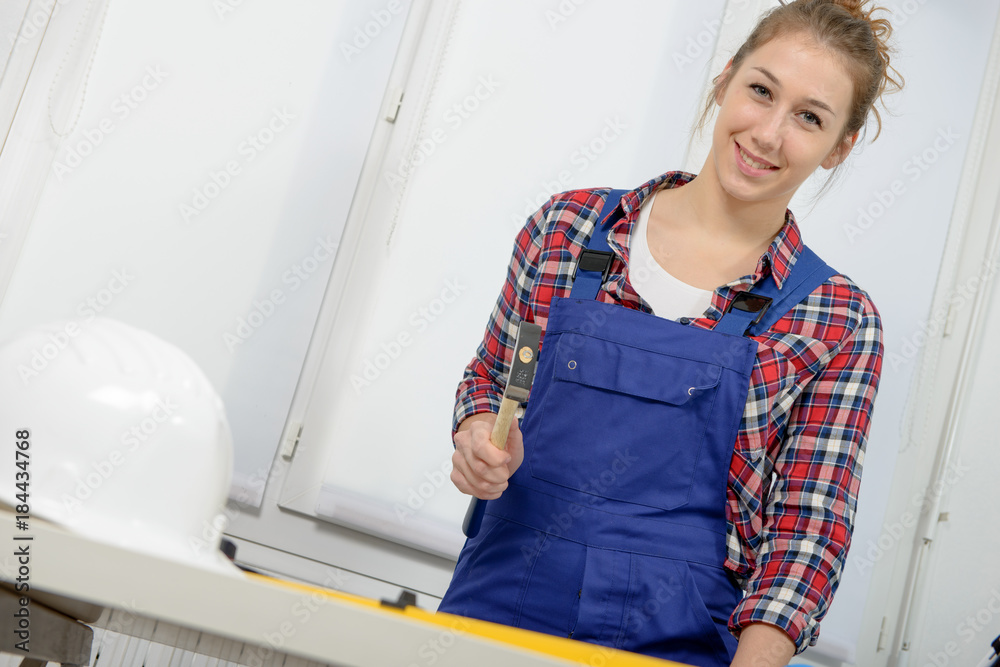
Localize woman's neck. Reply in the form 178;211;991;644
643;166;794;289
667;162;791;250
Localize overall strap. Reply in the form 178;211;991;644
570;189;627;300
569;188;837;336
713;246;836;337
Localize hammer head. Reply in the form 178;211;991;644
503;322;542;404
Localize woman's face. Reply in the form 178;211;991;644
710;31;856;207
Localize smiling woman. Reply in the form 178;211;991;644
645;30;863;292
439;1;903;666
699;0;903;179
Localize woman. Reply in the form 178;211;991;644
438;1;902;665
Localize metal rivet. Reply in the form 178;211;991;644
688;387;695;395
568;360;577;370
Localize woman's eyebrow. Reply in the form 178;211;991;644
751;66;837;117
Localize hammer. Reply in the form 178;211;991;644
461;321;542;538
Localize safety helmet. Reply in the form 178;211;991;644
0;318;238;574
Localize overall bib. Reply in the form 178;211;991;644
439;191;834;667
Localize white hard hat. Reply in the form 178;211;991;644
0;318;239;574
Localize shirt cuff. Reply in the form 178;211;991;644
452;382;502;437
730;593;816;654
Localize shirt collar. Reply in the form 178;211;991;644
607;170;805;290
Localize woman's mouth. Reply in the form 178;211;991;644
735;142;778;174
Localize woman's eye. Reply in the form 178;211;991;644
801;111;822;127
751;84;770;98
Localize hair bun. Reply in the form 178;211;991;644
832;0;894;46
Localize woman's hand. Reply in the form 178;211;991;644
450;412;524;500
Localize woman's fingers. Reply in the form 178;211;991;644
451;417;514;499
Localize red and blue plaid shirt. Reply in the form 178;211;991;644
452;171;883;652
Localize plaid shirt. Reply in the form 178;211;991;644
452;171;883;652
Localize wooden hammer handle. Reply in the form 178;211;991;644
490;397;518;450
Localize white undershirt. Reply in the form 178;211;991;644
628;190;714;321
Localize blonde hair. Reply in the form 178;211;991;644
700;0;904;144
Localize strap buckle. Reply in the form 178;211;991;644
573;249;614;284
725;292;773;327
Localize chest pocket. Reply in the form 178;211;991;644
523;331;724;512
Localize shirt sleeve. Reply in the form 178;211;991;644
730;292;884;652
451;199;550;437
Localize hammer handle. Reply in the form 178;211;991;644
462;398;519;538
490;397;518;450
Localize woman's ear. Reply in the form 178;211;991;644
714;59;735;105
822;130;859;169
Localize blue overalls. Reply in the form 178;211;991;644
438;190;834;666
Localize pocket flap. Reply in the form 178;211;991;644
552;333;722;405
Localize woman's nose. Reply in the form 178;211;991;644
751;110;784;154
